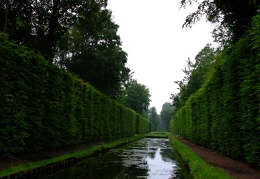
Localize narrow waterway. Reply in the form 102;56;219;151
40;138;191;179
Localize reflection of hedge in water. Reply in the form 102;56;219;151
170;15;260;167
0;36;150;157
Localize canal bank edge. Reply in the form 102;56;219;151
0;133;233;179
0;135;144;179
168;135;231;179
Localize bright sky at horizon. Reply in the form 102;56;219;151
107;0;216;113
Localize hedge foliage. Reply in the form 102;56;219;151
0;35;150;157
170;15;260;166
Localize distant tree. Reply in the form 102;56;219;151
123;79;151;114
160;102;174;130
148;107;160;131
180;0;260;45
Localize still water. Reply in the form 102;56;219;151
41;138;190;179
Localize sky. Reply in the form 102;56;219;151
107;0;216;113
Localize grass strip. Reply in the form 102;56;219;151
168;134;231;179
145;131;169;138
0;135;143;177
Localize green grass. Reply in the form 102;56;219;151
168;135;232;179
0;135;144;177
145;131;169;138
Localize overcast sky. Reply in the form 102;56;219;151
107;0;216;113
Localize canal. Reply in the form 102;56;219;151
40;138;191;179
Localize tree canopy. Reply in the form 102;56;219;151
122;79;151;114
181;0;260;45
57;3;130;99
0;0;83;60
0;0;131;99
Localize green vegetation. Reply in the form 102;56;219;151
0;0;132;99
1;0;260;176
170;14;260;167
147;107;160;131
160;102;174;130
0;36;150;158
181;0;260;45
121;79;151;115
145;132;169;138
0;0;153;164
0;135;143;177
168;135;231;179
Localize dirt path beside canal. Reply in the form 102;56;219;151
173;135;260;179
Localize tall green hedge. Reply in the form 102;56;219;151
0;35;150;157
135;114;150;134
170;15;260;167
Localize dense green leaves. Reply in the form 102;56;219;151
181;0;260;45
122;79;151;114
171;44;216;110
0;0;130;99
170;14;260;166
0;0;83;60
0;37;150;157
160;102;174;131
58;2;130;99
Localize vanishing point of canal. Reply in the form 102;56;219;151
40;138;191;179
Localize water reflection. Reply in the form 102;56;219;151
40;138;189;179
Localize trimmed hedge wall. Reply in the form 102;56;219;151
170;15;260;167
0;36;150;157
